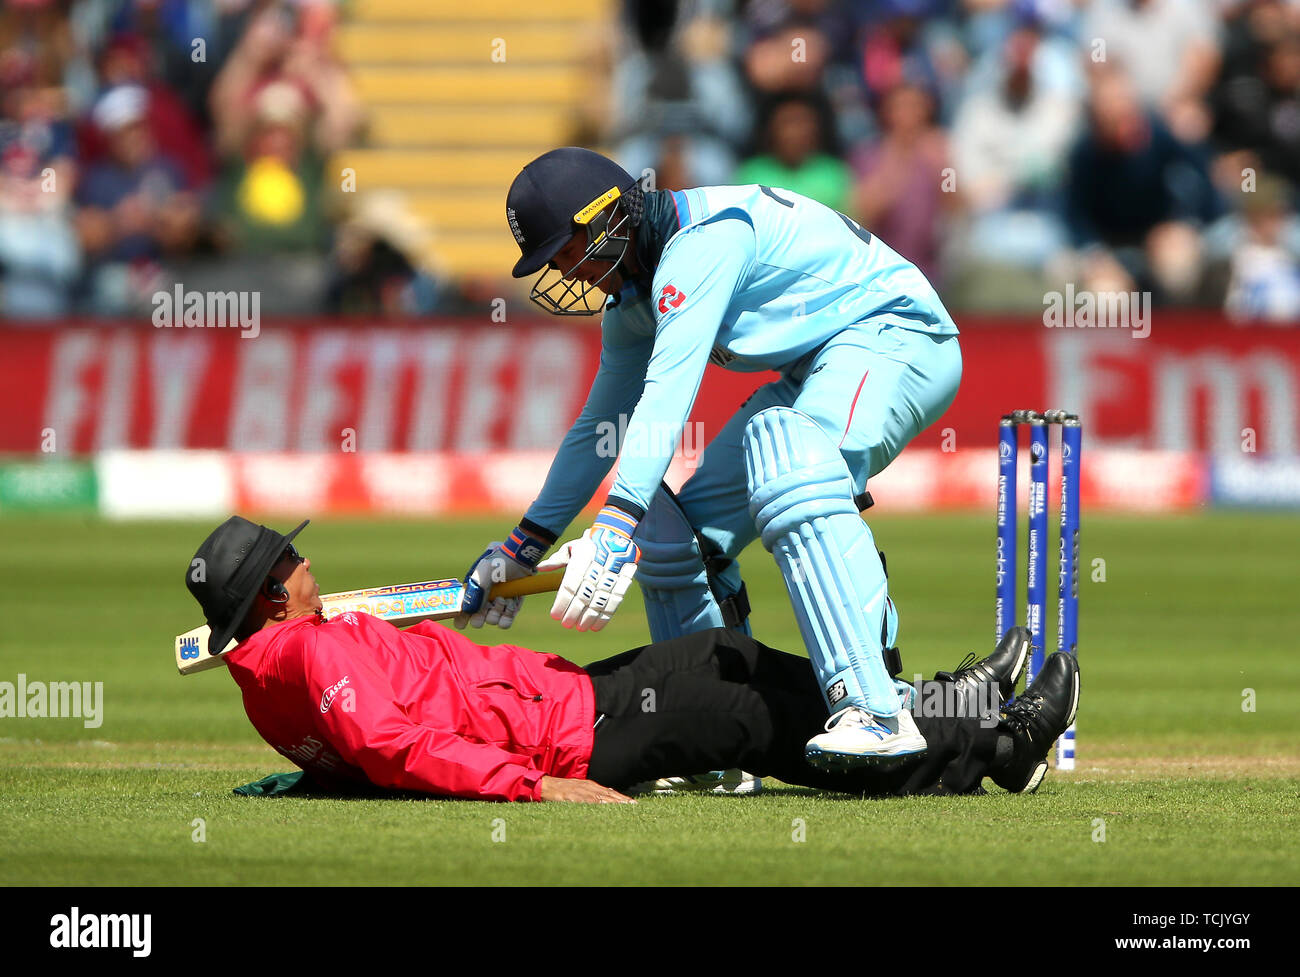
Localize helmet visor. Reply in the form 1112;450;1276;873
526;195;634;316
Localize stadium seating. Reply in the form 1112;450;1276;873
333;0;610;279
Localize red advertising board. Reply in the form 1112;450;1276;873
3;314;1299;456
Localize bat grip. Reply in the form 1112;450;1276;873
488;571;563;600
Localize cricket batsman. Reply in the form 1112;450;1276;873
458;148;964;769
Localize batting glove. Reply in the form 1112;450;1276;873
456;525;551;629
551;506;641;632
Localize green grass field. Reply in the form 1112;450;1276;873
1;511;1297;885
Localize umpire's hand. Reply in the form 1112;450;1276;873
539;776;635;804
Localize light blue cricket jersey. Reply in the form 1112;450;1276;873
524;184;959;535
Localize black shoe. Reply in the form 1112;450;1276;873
990;652;1081;794
937;626;1032;709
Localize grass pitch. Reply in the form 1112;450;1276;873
1;511;1297;885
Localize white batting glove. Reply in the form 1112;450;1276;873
456;525;551;629
551;506;641;632
536;541;577;574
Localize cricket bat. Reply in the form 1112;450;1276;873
174;573;563;676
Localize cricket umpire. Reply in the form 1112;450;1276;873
458;149;967;770
186;517;1079;803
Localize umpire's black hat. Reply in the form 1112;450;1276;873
185;516;308;657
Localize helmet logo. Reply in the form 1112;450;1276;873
657;284;686;315
574;186;622;225
506;207;525;246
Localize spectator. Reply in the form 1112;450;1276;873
960;0;1085;103
850;81;953;283
209;79;332;254
1082;0;1223;145
857;0;964;125
734;91;851;212
1215;0;1294;85
608;1;751;188
0;0;77;94
75;32;211;190
1212;173;1300;323
743;0;848;92
950;14;1080;268
207;4;361;255
0;44;80;318
208;3;360;164
959;0;1083;61
741;0;872;145
1212;14;1300;192
97;0;260;127
327;192;447;317
73;84;199;313
1064;69;1222;301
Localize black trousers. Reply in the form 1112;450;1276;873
585;628;1000;796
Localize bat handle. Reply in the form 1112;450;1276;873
488;571;563;600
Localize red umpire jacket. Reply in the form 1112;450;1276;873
224;612;596;801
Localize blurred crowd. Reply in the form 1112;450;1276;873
0;0;419;319
3;0;1299;323
589;0;1300;322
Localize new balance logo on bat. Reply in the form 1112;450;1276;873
179;636;201;660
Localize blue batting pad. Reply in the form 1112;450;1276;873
744;407;900;716
634;487;750;641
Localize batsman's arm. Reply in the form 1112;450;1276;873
603;218;754;514
520;313;654;538
461;330;653;629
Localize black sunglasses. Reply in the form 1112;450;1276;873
261;544;304;602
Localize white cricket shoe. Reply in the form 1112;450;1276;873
805;707;928;769
627;769;763;797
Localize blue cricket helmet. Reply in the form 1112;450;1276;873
506;147;644;314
